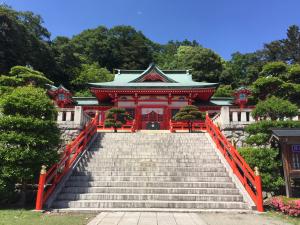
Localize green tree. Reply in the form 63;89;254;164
172;46;223;82
224;52;265;86
245;120;300;146
104;108;132;133
173;105;204;133
287;64;300;83
252;96;298;120
71;63;113;91
51;36;82;87
0;86;60;204
284;25;300;64
213;85;234;97
239;147;285;193
0;66;53;95
0;5;56;77
260;61;288;78
251;76;285;101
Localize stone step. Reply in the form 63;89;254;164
57;193;244;202
60;187;241;195
75;166;226;173
80;162;222;167
82;156;220;161
79;162;223;169
69;175;232;182
64;181;236;189
53;200;248;209
73;171;229;177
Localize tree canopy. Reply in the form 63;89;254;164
173;105;204;133
251;96;298;120
104;108;132;132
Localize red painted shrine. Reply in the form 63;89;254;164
49;64;238;130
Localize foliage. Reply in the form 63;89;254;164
287;64;300;83
71;63;113;90
238;147;285;193
173;105;204;132
213;85;234;97
270;196;300;217
260;61;288;78
0;86;60;204
74;89;93;97
223;51;265;86
0;75;22;87
104;108;132;132
245;120;300;146
252;96;298;120
171;46;223;82
0;5;56;78
1;86;57;119
263;25;300;64
251;77;285;101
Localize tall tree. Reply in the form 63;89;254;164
0;5;56;76
0;86;60;204
171;46;223;82
284;25;300;64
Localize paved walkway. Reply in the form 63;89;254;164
87;212;291;225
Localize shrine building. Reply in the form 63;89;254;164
49;64;250;130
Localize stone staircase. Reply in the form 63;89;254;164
52;132;251;211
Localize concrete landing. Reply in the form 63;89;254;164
88;212;206;225
87;212;292;225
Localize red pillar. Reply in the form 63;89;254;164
254;167;264;212
35;165;47;210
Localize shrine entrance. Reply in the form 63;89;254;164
139;107;166;130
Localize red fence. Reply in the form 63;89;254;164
205;115;263;212
35;113;99;210
97;120;136;132
169;120;206;132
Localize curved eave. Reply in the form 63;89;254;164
88;84;218;89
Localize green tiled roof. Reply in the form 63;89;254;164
89;64;218;89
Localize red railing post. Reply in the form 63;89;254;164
254;167;264;212
35;165;47;210
64;144;72;170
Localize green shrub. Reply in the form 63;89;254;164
238;147;285;193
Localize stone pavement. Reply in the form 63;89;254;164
87;212;292;225
88;212;206;225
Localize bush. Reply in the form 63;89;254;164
270;196;300;217
238;147;285;193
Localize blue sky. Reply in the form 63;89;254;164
3;0;300;59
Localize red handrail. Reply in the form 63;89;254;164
35;112;99;210
205;115;263;212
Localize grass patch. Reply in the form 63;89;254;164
265;210;300;225
0;209;96;225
